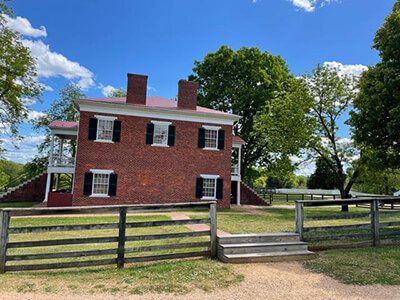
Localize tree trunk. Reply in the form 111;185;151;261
340;189;351;212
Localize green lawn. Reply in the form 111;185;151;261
0;202;38;208
303;246;400;285
0;213;243;296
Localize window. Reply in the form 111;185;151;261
153;123;169;145
92;173;110;196
147;120;173;147
97;119;113;141
202;178;217;198
94;115;117;143
87;169;115;197
205;129;218;149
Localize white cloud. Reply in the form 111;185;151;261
21;98;37;107
148;86;157;92
323;61;368;78
3;14;47;37
2;134;46;163
39;83;54;92
101;85;117;97
21;39;95;89
27;110;47;121
288;0;339;13
290;0;316;12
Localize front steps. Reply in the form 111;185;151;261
218;233;316;263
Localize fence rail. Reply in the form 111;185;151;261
0;201;217;273
295;197;400;250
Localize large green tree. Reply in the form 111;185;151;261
350;1;400;168
307;158;338;190
188;46;309;176
0;2;42;150
302;64;359;210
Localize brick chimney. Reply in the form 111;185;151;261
177;80;198;110
126;73;148;105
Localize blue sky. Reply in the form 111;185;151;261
2;0;396;173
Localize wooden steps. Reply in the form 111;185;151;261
218;233;317;263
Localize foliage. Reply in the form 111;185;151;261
307;158;338;189
189;46;308;176
302;64;359;202
107;88;126;97
350;1;400;168
31;84;85;172
0;1;42;151
0;159;23;187
353;161;400;195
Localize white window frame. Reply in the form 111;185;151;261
95;115;117;143
151;120;171;147
90;169;114;197
202;125;221;151
200;174;219;200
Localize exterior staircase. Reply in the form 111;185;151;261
0;173;47;203
218;233;316;263
240;182;270;206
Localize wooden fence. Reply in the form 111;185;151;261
0;201;217;273
295;197;400;250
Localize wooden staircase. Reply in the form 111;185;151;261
218;233;316;263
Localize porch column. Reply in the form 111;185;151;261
44;172;52;202
59;138;64;162
238;145;242;178
237;180;241;206
49;133;55;166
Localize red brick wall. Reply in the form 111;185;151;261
72;111;232;208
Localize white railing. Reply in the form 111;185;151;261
231;165;240;176
50;155;75;167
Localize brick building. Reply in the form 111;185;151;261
44;73;245;208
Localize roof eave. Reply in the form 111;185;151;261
73;99;241;123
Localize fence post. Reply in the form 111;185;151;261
295;202;304;241
117;207;127;268
209;202;217;258
0;211;10;273
371;200;380;247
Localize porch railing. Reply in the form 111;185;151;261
231;165;239;176
50;155;75;167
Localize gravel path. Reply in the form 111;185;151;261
2;262;399;300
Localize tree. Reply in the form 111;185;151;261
307;158;338;189
350;1;400;168
0;2;42;151
107;88;126;97
32;84;85;170
303;64;359;211
189;46;309;177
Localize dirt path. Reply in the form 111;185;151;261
1;262;399;300
169;212;229;235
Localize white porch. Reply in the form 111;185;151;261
231;136;245;205
44;121;78;202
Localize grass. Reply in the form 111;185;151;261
0;202;38;208
303;246;400;285
0;213;244;295
1;259;243;295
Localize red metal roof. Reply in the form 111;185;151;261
232;136;245;144
49;120;78;129
77;96;233;117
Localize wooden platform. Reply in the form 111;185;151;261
218;233;317;263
